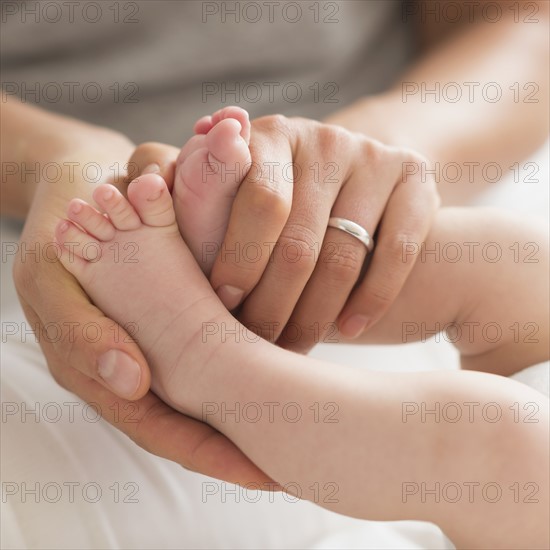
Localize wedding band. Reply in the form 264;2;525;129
327;217;374;253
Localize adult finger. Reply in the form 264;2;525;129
338;152;440;338
209;115;294;311
277;144;400;352
239;124;364;342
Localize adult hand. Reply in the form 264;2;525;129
11;130;273;486
207;115;439;353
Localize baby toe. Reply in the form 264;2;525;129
93;184;142;231
67;199;116;242
127;174;176;228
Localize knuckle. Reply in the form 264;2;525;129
320;241;363;286
276;223;319;274
362;270;402;308
277;248;315;279
404;149;430;167
246;181;290;222
132;141;165;158
380;231;418;260
255;113;291;137
217;256;261;288
345;138;394;182
128;400;167;450
49;314;85;366
399;149;434;185
364;283;395;308
282;221;321;250
128;141;173;179
317;124;351;157
360;140;399;176
278;259;314;282
357;134;378;157
49;312;109;378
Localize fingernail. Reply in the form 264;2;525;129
340;315;369;339
142;163;160;175
97;350;141;398
216;285;244;311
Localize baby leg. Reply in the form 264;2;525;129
56;193;549;550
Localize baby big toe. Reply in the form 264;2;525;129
210;106;251;144
206;118;251;186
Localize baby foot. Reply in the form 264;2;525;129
173;106;251;275
54;175;225;413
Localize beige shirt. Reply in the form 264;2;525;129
1;0;414;145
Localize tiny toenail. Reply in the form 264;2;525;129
147;188;163;201
59;221;69;233
142;163;160;175
71;202;83;214
103;188;114;201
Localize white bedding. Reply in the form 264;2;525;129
1;141;548;549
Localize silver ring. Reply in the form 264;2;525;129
327;217;374;253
